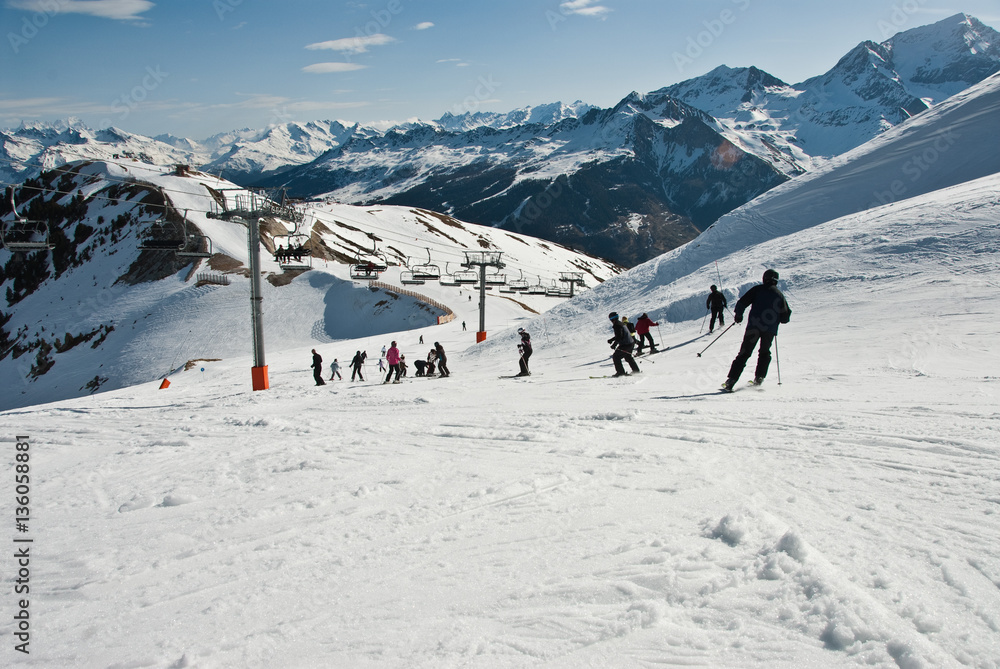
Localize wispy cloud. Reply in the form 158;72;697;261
305;34;396;55
414;22;434;30
436;58;469;67
559;0;611;18
6;0;155;21
302;63;367;74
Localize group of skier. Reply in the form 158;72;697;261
309;268;790;391
310;341;449;386
602;269;790;387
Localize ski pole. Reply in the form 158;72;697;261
774;336;782;385
696;323;735;357
656;324;664;350
699;312;708;333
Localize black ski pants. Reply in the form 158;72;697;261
710;308;725;331
727;328;774;384
519;348;532;375
385;364;401;383
636;332;655;353
612;347;640;375
351;365;364;381
313;367;325;386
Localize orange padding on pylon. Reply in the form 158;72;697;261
159;378;170;389
476;331;487;343
251;365;269;391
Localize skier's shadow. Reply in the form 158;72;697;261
652;391;728;400
662;332;710;351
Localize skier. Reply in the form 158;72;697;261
378;357;386;373
413;358;426;376
311;349;326;386
419;334;424;345
516;328;532;376
635;313;659;355
621;315;638;344
722;269;791;391
350;350;365;382
426;348;437;376
399;355;408;378
384;341;402;383
329;358;342;381
462;321;466;331
707;285;727;333
434;342;450;377
607;312;640;377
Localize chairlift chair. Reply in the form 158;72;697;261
507;270;529;292
273;233;312;270
2;189;54;252
400;270;425;285
525;279;548;296
410;248;441;281
453;269;479;284
438;263;460;286
485;272;506;286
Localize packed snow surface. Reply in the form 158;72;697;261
2;180;998;669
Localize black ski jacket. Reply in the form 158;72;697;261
707;291;727;312
734;284;791;335
608;320;634;352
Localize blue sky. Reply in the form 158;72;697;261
2;0;998;139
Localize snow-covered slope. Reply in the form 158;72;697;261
1;47;998;667
0;163;620;411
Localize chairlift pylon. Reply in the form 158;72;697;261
2;188;54;252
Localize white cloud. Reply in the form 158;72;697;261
414;22;434;30
305;34;396;55
302;63;367;74
559;0;611;18
6;0;154;21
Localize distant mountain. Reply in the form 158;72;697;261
3;14;997;267
663;13;1000;160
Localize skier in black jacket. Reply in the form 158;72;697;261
723;269;791;391
706;285;727;333
311;349;326;386
607;312;640;377
350;350;365;381
434;342;450;377
516;328;532;376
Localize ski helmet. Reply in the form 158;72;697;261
763;269;779;285
710;284;717;291
608;312;619;320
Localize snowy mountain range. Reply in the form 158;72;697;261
1;52;998;669
2;14;997;267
